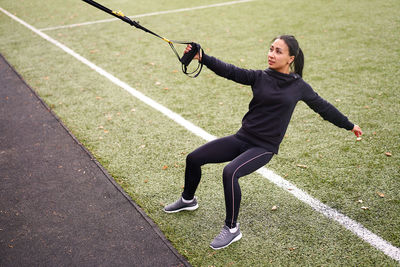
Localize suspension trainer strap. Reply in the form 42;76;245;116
81;0;203;78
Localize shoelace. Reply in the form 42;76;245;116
215;227;230;240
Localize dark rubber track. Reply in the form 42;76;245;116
0;53;190;267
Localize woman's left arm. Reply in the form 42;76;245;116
302;84;362;137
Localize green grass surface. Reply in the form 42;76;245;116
1;0;399;266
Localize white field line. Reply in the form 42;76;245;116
1;6;399;263
39;0;255;32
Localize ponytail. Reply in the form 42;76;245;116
294;47;304;77
273;35;304;77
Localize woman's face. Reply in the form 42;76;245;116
268;39;294;74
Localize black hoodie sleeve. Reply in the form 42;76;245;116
201;54;257;86
302;84;354;130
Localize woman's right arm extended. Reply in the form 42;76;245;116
185;44;257;86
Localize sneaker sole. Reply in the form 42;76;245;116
163;203;199;213
210;232;242;250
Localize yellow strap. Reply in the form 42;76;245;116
112;10;125;17
162;37;172;44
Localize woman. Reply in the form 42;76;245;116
163;35;363;250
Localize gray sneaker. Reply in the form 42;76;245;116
210;224;242;250
163;197;198;213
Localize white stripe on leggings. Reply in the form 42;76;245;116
229;151;272;228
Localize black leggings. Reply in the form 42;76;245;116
182;135;273;228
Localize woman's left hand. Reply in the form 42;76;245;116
351;125;363;137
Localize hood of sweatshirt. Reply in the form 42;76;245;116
265;68;301;88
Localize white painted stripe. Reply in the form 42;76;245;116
1;6;399;263
39;18;124;32
39;0;255;31
257;168;400;262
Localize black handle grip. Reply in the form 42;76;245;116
180;42;200;66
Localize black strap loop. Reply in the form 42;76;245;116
168;41;203;78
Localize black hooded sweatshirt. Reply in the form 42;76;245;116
201;54;354;154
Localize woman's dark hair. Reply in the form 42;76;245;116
273;35;304;77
